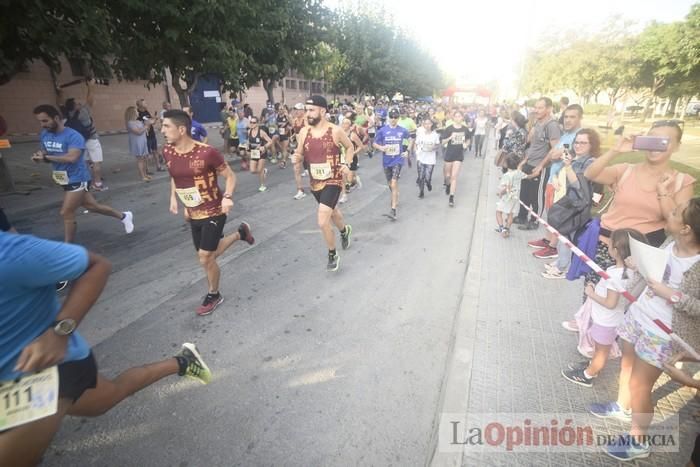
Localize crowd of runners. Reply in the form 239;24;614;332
2;91;700;465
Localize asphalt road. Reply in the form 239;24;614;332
5;135;487;466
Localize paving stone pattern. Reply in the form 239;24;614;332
462;159;700;466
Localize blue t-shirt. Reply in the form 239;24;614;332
549;129;579;182
191;120;208;142
375;125;409;168
237;119;249;144
0;233;91;380
40;127;91;184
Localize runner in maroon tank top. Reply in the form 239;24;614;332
292;95;355;271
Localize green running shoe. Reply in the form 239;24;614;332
176;343;212;384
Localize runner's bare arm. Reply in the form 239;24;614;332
350;132;364;154
38;148;82;164
15;251;112;373
292;127;308;163
217;163;236;197
261;130;274;150
169;178;178;214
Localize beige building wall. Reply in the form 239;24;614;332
0;61;353;139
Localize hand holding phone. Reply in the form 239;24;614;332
633;136;669;152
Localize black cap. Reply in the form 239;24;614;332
306;95;327;110
388;109;400;118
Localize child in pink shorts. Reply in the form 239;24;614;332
561;228;647;387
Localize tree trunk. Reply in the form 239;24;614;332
263;79;275;105
171;75;190;108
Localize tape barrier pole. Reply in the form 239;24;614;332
518;200;700;360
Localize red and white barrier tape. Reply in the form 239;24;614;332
518;200;700;360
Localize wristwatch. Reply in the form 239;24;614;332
223;193;233;199
51;318;77;336
669;291;683;305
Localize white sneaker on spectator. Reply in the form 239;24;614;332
293;190;306;200
542;269;566;279
561;320;578;332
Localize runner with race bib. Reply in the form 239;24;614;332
374;108;410;220
162;110;255;316
0;233;211;467
293;95;355;272
31;105;134;244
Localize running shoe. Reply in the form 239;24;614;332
561;320;578;332
56;280;69;292
293;190;307;200
121;211;134;234
338;192;348;204
604;435;650;461
238;222;255;245
418;189;424;199
588;401;632;421
93;182;108;191
389;208;397;221
501;228;510;238
258;185;267;192
533;246;558;259
270;156;278;164
527;238;549;249
495;226;504;233
176;343;212;384
541;269;566;279
449;195;455;207
341;224;352;250
197;292;224;316
561;368;594;387
327;251;340;272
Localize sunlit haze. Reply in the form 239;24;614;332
325;0;697;98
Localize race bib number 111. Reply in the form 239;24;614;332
0;366;59;431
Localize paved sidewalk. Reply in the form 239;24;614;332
437;150;700;465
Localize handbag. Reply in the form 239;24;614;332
547;167;593;236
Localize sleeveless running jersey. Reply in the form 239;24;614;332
302;126;343;191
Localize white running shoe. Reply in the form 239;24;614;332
293;190;307;200
338;192;348;204
258;185;267;192
121;211;134;234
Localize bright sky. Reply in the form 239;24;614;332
326;0;697;98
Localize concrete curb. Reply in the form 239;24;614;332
427;151;491;467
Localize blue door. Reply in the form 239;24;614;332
190;74;222;123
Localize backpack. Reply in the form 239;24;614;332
65;111;95;140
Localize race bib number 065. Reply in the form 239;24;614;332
175;187;203;208
0;366;58;431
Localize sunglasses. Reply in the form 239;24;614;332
250;121;258;124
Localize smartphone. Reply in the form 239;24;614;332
633;136;669;152
562;143;571;160
614;125;625;136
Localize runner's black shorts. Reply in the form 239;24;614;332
444;149;464;163
312;185;342;209
0;207;12;232
229;137;239;147
59;352;98;403
190;214;227;252
63;181;91;192
349;154;359;171
383;164;402;182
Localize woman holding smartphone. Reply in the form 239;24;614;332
562;121;695;331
